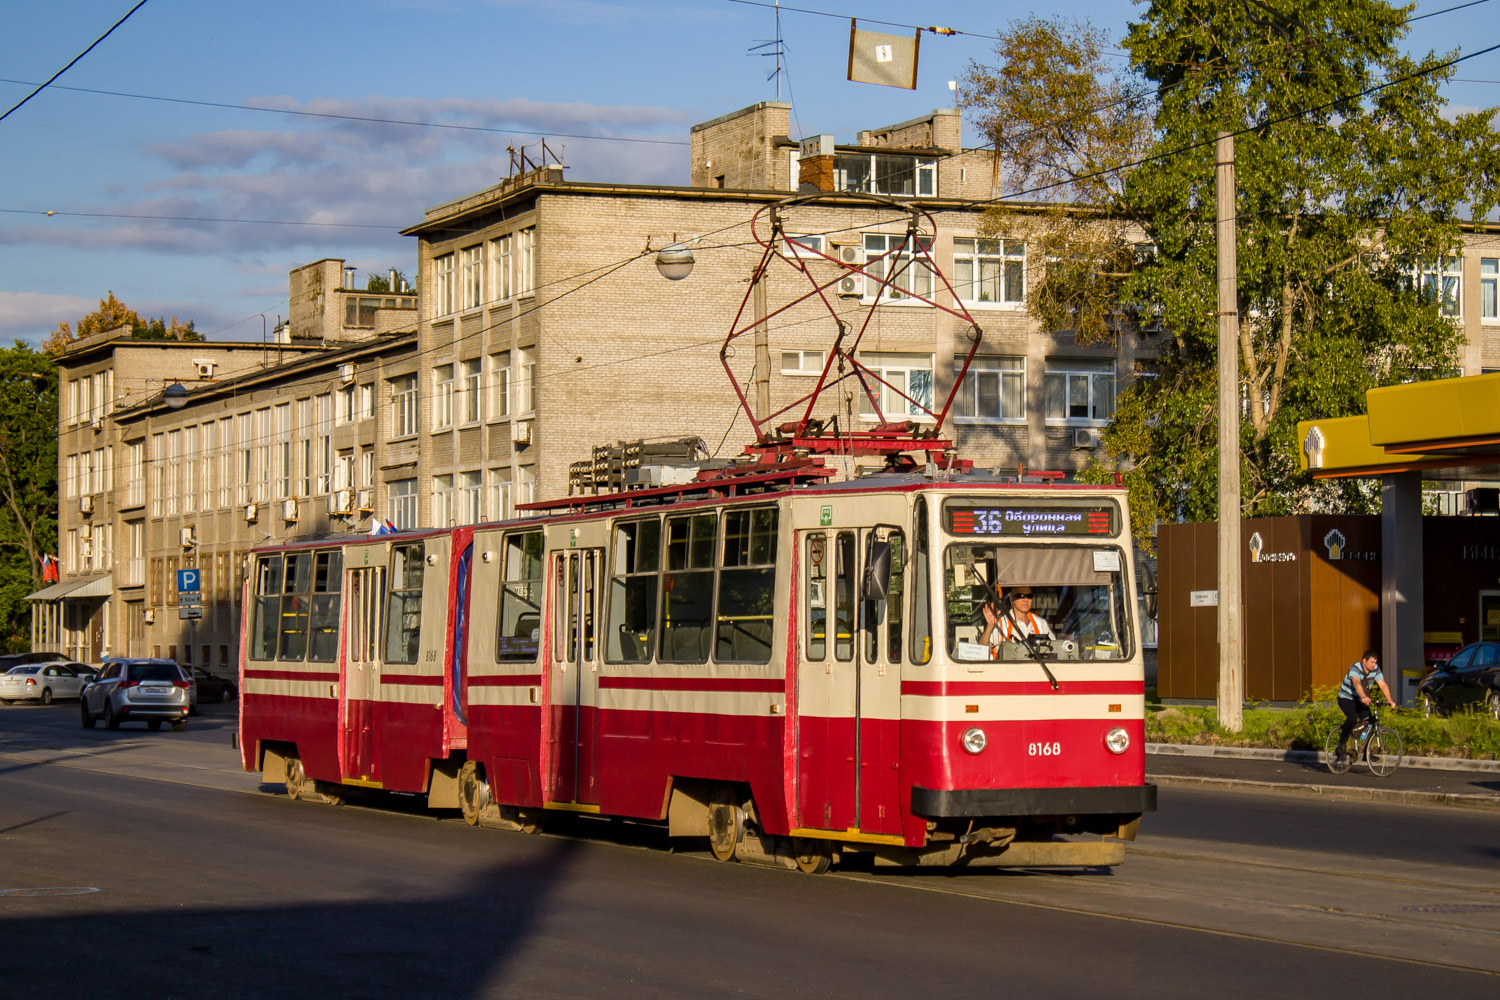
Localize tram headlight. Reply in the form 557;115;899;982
961;727;987;755
1105;727;1130;755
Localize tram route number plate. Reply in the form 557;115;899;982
946;504;1115;537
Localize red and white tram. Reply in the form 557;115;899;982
238;193;1155;870
239;468;1154;870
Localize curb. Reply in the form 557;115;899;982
1147;742;1500;774
1149;773;1500;811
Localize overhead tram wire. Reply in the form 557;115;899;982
717;0;999;40
0;78;690;147
0;0;152;124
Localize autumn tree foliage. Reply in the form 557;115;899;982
44;291;202;355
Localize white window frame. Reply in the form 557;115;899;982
1044;359;1116;427
856;352;935;422
517;347;536;415
488;468;513;522
780;349;826;376
433;474;455;527
835;152;937;197
1481;258;1498;323
460;245;483;311
1412;257;1462;318
862;233;934;304
359;383;374;421
490;352;511;420
459;470;482;525
953;237;1025;309
518;228;536;296
314;395;331;494
491;235;513;302
954;356;1027;423
389;478;418;530
460;359;482;425
433;364;455;430
783;234;824;260
433;252;455;317
391;375;418;438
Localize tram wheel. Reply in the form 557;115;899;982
792;838;833;875
707;788;743;862
284;757;308;800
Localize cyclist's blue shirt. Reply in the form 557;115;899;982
1338;663;1383;700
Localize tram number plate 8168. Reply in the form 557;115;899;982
1028;742;1062;757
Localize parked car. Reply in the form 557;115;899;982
188;666;237;707
79;659;191;731
1417;641;1500;718
0;663;94;704
0;651;66;672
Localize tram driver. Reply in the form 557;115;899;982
978;588;1055;649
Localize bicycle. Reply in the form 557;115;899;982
1324;704;1404;777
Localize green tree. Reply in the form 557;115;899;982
44;291;203;355
365;269;407;293
0;344;58;652
962;3;1500;546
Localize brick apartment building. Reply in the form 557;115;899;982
31;102;1500;664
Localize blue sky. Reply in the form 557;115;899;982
1;1;1495;346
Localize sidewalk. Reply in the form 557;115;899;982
1146;744;1500;810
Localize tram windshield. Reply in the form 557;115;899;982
942;543;1132;663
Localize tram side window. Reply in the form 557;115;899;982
278;552;313;661
717;507;778;663
835;532;855;661
250;555;283;661
659;512;717;663
606;518;661;663
307;550;343;663
806;533;827;660
862;531;905;664
911;500;932;665
497;531;544;661
385;543;424;664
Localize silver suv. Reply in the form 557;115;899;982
80;659;191;731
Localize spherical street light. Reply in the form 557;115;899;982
164;382;188;409
655;245;695;281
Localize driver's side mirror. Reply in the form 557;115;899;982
862;539;892;601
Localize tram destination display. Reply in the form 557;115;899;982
946;503;1115;537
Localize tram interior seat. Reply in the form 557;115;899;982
717;619;773;662
514;612;540;640
618;626;647;662
664;621;710;661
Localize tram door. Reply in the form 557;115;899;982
547;548;602;805
798;530;859;830
857;528;906;835
341;566;385;781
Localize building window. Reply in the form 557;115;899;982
236;413;252;504
857;352;934;421
783;234;824;259
516;347;536;414
126;440;144;508
836;153;937;197
125;520;144;588
459;470;482;525
335;450;354;493
360;450;374;490
200;424;214;511
1482;258;1498;321
1412;257;1462;318
955;356;1026;422
433;474;455;527
489;468;513;521
518;228;536;296
344;296;394;328
461;245;483;311
273;403;291;499
389;478;417;530
166;431;180;515
254;407;271;502
953;237;1025;307
391;375;418;438
359;383;374;421
183;430;195;513
294;400;311;497
491;235;512;301
335;384;354;425
863;232;934;301
490;352;511;419
433;252;455;316
433;364;455;430
218;417;232;508
780;349;825;376
1044;359;1115;425
314;395;331;494
460;359;482;424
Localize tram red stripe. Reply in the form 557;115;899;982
901;680;1144;697
468;673;544;687
380;673;443;686
244;669;339;682
598;676;784;693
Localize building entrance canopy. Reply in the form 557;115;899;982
25;574;112;602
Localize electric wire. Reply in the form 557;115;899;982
0;0;151;125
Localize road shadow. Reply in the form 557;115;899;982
0;840;578;999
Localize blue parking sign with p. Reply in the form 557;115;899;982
177;568;201;593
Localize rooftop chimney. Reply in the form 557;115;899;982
343;266;357;290
798;134;836;193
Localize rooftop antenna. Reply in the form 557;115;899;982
747;0;785;101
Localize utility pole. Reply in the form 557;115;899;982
1215;131;1244;732
753;273;771;422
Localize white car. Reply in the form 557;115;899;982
0;663;92;705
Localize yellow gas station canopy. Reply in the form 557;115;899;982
1297;373;1500;480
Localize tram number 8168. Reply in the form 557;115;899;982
1028;742;1062;757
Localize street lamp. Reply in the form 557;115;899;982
163;382;188;410
655;244;695;281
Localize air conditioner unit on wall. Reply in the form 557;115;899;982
180;527;196;548
79;494;94;515
91;416;105;431
1073;427;1101;450
80;539;93;559
283;498;299;522
837;245;864;296
331;489;353;515
340;363;357;384
244;503;258;522
512;421;533;446
357;489;374;512
80;522;92;540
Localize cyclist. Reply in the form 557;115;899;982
1335;650;1394;763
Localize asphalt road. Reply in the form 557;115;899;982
2;700;1497;999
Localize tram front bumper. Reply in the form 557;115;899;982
911;783;1157;818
